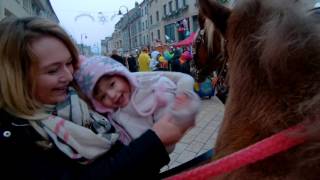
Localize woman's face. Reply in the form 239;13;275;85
31;36;74;105
94;75;131;109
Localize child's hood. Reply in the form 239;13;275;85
74;55;138;113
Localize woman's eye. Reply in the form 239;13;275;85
66;60;73;66
48;68;58;74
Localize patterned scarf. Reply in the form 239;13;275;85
30;88;119;162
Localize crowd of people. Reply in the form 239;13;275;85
108;46;193;75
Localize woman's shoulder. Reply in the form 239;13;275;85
0;109;43;144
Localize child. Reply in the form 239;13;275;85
74;56;200;151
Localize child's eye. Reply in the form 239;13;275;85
110;81;115;88
100;94;106;101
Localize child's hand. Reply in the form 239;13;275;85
172;93;189;111
152;114;190;146
170;90;201;129
152;91;200;147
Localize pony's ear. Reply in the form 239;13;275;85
199;0;231;34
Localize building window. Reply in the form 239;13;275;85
139;22;142;32
157;29;161;40
150;15;153;25
163;5;167;16
164;23;176;42
135;37;138;48
169;1;173;13
142;22;144;31
156;11;159;22
183;0;186;6
141;9;144;16
145;6;147;15
175;0;179;10
32;3;41;16
143;36;146;45
146;20;148;28
139;34;142;46
23;0;29;10
151;32;154;42
4;9;15;17
192;15;199;32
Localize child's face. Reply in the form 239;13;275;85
94;75;131;109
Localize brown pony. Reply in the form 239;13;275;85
198;0;320;179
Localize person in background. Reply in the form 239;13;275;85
111;49;126;67
179;48;193;74
158;53;169;71
0;17;193;179
171;48;182;72
138;47;151;72
150;51;160;71
126;53;138;72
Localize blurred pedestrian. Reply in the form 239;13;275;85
150;51;160;71
138;47;151;72
111;49;126;66
127;53;138;72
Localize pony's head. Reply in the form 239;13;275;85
191;11;227;82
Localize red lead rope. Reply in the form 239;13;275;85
166;124;306;180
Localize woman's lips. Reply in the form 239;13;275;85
54;87;68;95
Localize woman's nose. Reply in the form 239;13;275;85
60;66;73;82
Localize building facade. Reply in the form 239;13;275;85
106;0;236;53
139;0;150;49
101;37;112;56
128;2;143;53
0;0;58;22
161;0;198;44
148;0;162;47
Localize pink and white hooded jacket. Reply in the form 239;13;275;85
74;56;200;147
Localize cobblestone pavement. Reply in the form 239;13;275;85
161;96;225;172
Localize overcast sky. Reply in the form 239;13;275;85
50;0;143;53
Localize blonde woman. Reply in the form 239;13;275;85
0;17;193;179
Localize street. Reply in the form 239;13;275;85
162;96;225;172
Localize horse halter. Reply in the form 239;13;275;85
166;122;306;180
191;27;228;83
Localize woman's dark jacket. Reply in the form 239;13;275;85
0;109;169;179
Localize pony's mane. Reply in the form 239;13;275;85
204;19;225;56
204;19;215;53
228;0;320;115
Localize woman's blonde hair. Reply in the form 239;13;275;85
0;17;79;117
